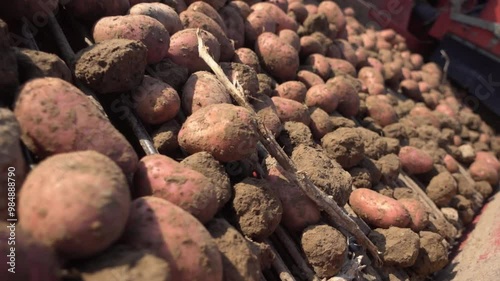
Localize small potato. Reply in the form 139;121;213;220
182;71;231;115
469;161;498;185
14;77;138;174
299;35;325;58
271;96;311;125
122;196;223;281
317;1;346;33
131;75;180;124
365;95;398;127
251;2;299;32
400;79;423;101
358;66;384;87
304;84;338;113
288;1;308;23
399;146;434;175
251;93;283;137
129;2;183;35
297;70;324;88
326;58;356;77
304;54;333;80
255;32;299;82
398;198;429;232
134;154;218;223
184;0;226;10
245;10;277;44
93;15;170;64
180;10;234;61
334;39;357;66
187;1;227;32
232;48;261;73
19;151;131;259
178;104;260;162
475;151;500;172
308;107;334;140
167;28;221;73
349;188;411;228
279;29;300;51
326;76;359;117
276;81;307;102
443;154;459;173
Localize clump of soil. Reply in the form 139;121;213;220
369;227;420;267
206;219;261;281
377;154;401;183
278;121;316;155
15;48;72;83
152;120;180;155
349;167;372;189
230;178;283;240
150;58;188;91
411;231;449;276
321;127;365;169
356;127;388;159
292;144;352;206
181;151;232;210
301;224;347;278
425;172;458;207
76;244;171;281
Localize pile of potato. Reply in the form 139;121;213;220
1;0;499;281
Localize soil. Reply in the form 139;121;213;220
360;157;382;185
291;144;352;206
206;219;261;281
278;121;316;155
377;153;401;183
369;227;420;267
411;231;449;276
257;73;277;97
349;167;372;189
301;224;347;278
321;127;365;169
426;172;458;207
76;244;171;281
15;48;72;83
152;119;181;155
149;58;188;91
181;151;232;210
230;177;283;241
74;39;148;94
221;62;259;98
357;127;388;160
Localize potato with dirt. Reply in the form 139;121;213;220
255;32;300;82
182;71;232;115
232;48;261;73
19;151;131;259
272;96;311;125
308;107;334;140
131;75;180;124
250;93;283;137
220;62;259;98
93;15;170;64
251;2;299;32
398;198;430;232
230;178;283;241
206;219;261;281
134;154;218;223
399;146;434;175
181;152;232;211
276;81;307;102
326;76;359;117
152;119;180;155
14;77;138;174
167;28;221;73
15;48;72;83
365;95;398;127
129;2;183;35
179;104;260;162
122;196;223;281
301;224;347;278
304;84;339;113
74;39;147;94
321;128;365;169
350;188;411;228
292;144;352;206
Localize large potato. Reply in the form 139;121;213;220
19;151;130;259
14;77;138;174
178;104;260;162
255;32;299;82
122;196;223;281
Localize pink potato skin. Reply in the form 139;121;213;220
181;71;232;115
349;188;411;228
475;151;500;173
251;2;299;32
398;198;429;232
255;32;299;82
122;196;223;281
365;96;398;127
134;154;218;223
304;84;338;113
271;96;311;125
399;146;434;175
129;2;183;35
93;15;170;64
469;161;499;185
443;154;459;173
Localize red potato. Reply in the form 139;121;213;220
398;198;430;232
163;0;187;13
228;1;251;18
167;28;221;73
326;58;356;77
178;104;260;162
245;10;277;44
299;36;326;58
122;196;223;281
219;5;245;49
279;29;301;51
399;146;434;175
304;4;318;15
317;1;346;34
469;161;499;185
233;48;261;73
297;70;324;88
365;95;398;127
129;2;183;35
131;75;180;124
443;154;459;173
184;0;226;10
187;1;227;32
358;66;384;87
308;107;334;140
180;10;234;61
326;76;359;117
14;78;138;174
134;154;218;223
19;151;131;259
334;39;358;66
250;93;283;137
409;105;440;128
271;96;311;125
266;160;320;231
350;188;411;228
475;151;500;172
276;81;307;102
251;2;299;32
436;103;457;118
304;84;338;113
304;54;333;81
182;71;232;115
255;32;299;82
93;15;170;64
288;1;308;23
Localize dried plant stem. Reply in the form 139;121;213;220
196;29;382;266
